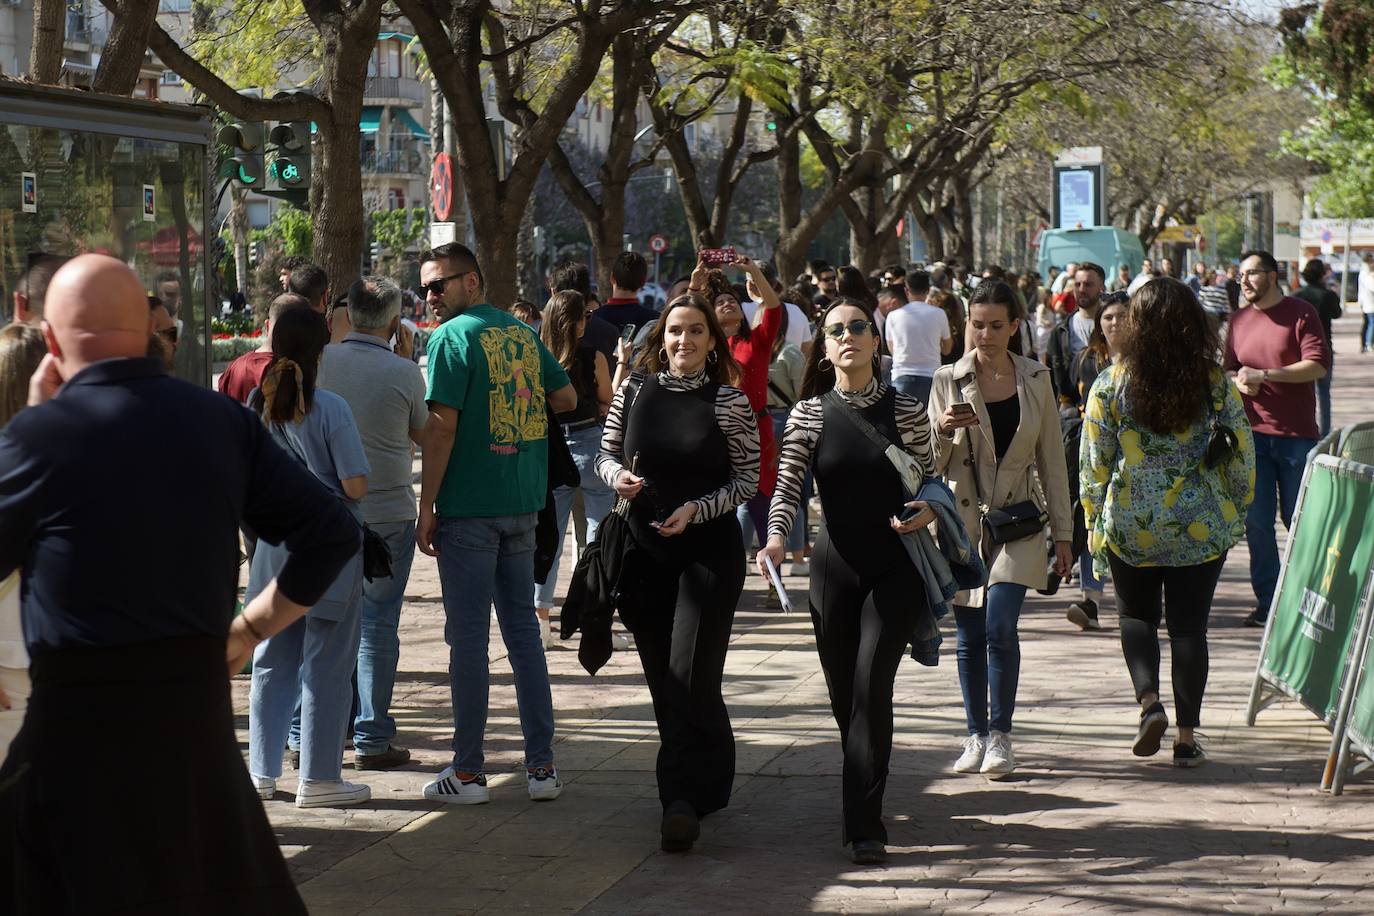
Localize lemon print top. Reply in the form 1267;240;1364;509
1080;363;1256;578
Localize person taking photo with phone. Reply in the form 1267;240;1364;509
688;251;783;553
928;280;1074;781
758;296;938;866
594;292;759;855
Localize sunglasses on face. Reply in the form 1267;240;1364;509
822;319;874;340
156;327;179;343
818;274;836;283
422;270;476;297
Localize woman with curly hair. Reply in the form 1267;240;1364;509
1080;278;1255;767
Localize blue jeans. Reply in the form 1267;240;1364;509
438;513;554;773
1317;352;1333;437
352;519;418;755
1246;433;1315;613
954;583;1029;735
534;425;616;608
1363;314;1374;350
892;374;934;406
1079;549;1102;594
250;607;363;782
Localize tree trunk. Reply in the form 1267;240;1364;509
93;0;159;95
517;204;537;302
312;118;367;297
30;0;65;83
230;185;250;295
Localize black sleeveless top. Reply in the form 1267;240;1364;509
621;372;732;557
557;346;600;425
814;387;907;577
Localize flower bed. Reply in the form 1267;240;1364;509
212;335;261;362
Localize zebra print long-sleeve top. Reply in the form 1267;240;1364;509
766;377;937;541
595;368;760;523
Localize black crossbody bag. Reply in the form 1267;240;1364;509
966;424;1048;546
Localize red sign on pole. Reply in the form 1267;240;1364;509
431;153;453;222
648;234;668;254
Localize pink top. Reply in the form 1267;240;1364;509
1223;296;1329;440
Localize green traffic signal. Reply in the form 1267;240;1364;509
218;121;264;188
237;164;259;185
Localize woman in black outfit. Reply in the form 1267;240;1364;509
758;296;938;865
595;294;760;853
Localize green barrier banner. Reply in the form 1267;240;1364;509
1347;624;1374;760
1259;458;1374;722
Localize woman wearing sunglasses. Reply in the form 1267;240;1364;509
927;281;1074;780
594;293;760;854
758;297;938;866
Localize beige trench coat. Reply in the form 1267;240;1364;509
927;351;1074;607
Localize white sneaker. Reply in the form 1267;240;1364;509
952;734;987;773
980;731;1016;779
251;774;276;800
612;631;631;651
527;765;563;801
423;766;490;805
539;616;554;649
296;778;371;808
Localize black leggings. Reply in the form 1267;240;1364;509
625;519;745;817
1108;550;1226;728
809;527;923;845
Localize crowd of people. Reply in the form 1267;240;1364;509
0;234;1342;907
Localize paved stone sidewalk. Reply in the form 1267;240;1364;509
232;320;1374;913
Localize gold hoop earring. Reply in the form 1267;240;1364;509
818;357;833;371
707;350;718;365
658;348;669;363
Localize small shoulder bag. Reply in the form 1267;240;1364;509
966;423;1048;546
1200;374;1239;470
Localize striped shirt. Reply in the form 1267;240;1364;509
595;368;760;523
767;378;937;541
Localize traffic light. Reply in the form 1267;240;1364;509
267;121;311;191
217;121;263;187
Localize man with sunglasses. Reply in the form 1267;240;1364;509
1224;250;1329;628
809;260;838;309
148;295;178;371
416;242;579;806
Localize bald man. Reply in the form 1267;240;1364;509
0;254;360;912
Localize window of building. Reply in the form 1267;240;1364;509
248;201;270;229
161;70;180;85
159;0;192;11
387;43;402;79
594;102;602;123
387;188;406;210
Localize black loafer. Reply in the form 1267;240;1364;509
1133;702;1168;757
850;840;887;865
660;800;700;853
355;745;412;770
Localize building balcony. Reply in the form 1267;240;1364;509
364;76;424;107
362;149;426;176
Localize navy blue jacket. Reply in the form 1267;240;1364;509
0;358;360;656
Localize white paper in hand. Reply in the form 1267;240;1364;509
762;554;793;614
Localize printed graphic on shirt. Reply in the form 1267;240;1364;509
480;325;547;453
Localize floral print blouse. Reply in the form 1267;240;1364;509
1080;363;1256;578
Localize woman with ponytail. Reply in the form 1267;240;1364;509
246;308;374;808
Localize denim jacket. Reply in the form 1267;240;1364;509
901;477;988;665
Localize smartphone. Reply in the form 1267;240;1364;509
700;246;737;266
620;323;637;343
898;503;924;523
951;401;976;418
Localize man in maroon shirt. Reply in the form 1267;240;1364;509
1223;250;1329;627
217;293;312;405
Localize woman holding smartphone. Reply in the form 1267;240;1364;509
594;293;759;854
689;252;783;548
758;297;937;865
928;281;1074;780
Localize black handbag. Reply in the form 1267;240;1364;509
362;526;393;582
967;419;1048;546
1201;375;1239;471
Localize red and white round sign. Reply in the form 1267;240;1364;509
648;234;668;254
431;153;453;222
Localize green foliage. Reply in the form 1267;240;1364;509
369;208;430;278
187;0;320;90
252;205;312;258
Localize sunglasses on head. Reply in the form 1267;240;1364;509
422;270;477;297
822;319;874;340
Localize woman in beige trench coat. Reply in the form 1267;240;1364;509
927;280;1074;780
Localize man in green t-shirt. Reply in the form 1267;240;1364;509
415;242;576;807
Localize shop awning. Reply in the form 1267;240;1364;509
360;107;383;134
392;108;430;142
377;31;415;42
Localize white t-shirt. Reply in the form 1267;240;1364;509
744;300;812;347
885;300;951;378
1359;265;1374;315
1068;310;1094;357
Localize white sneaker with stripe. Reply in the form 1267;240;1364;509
423;766;490;805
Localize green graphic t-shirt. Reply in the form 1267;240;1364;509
426;304;571;518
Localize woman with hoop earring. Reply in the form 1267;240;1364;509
594;294;760;854
758;296;939;865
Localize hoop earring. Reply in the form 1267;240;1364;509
818;357;833;371
707;350;718;365
658;348;669;363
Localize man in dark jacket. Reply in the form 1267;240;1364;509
1292;258;1342;436
0;254;359;913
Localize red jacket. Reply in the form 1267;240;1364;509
728;303;781;496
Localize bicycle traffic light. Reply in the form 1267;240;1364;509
267;121;312;191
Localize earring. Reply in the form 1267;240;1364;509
818;357;833;371
707;350;718;365
658;348;669;363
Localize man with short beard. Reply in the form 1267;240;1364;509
1224;250;1329;628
